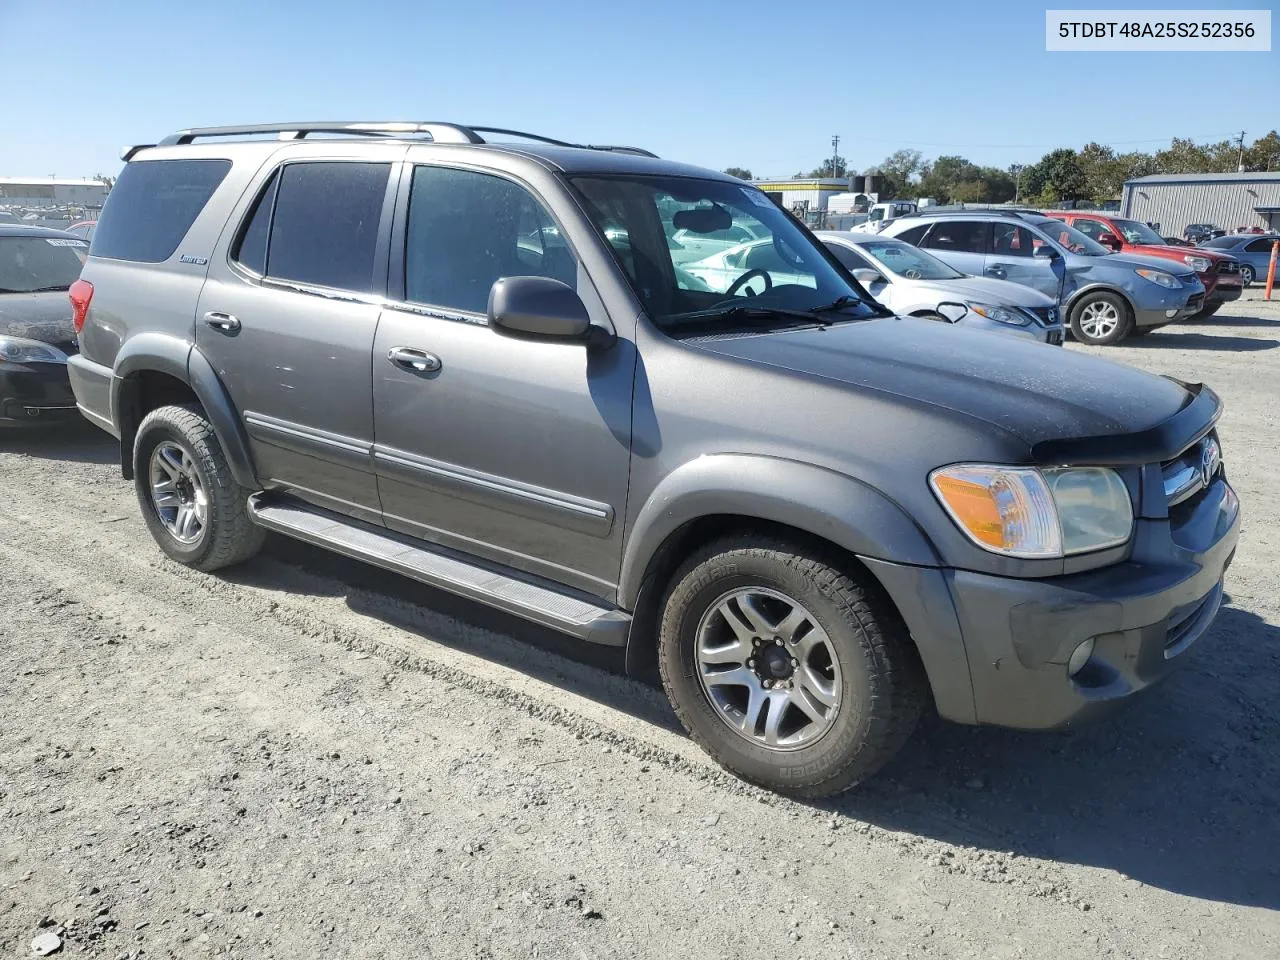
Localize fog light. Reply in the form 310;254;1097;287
1067;638;1095;677
1164;308;1179;318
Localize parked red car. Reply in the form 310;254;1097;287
1045;211;1243;319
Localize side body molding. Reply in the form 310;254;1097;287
618;454;941;608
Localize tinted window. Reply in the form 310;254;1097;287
404;166;577;314
92;159;231;262
922;220;987;254
1071;218;1108;241
893;223;929;245
1245;238;1277;253
823;242;872;271
263;163;388;293
991;223;1038;258
232;170;279;275
0;236;87;292
1201;236;1238;249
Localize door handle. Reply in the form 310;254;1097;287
203;311;241;333
985;265;1007;278
387;346;442;373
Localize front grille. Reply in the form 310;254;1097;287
1162;433;1220;507
1216;259;1240;274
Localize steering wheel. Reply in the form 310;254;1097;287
725;268;773;298
902;267;922;279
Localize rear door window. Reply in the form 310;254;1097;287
91;159;231;262
921;220;988;254
990;223;1036;257
259;162;390;293
823;242;872;271
892;224;929;245
1245;238;1276;253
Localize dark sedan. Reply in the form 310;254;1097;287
0;225;88;426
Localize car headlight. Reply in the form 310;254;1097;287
1136;268;1180;289
0;335;69;365
1183;255;1211;272
966;301;1032;326
930;464;1133;559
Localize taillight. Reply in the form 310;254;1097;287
69;279;94;334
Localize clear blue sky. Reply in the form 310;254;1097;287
1;0;1275;179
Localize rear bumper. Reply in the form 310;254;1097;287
0;362;80;426
66;353;118;437
1206;282;1242;306
869;476;1240;730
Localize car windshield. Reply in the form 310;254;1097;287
1033;218;1111;256
1201;236;1240;249
0;235;87;292
1111;218;1165;245
569;174;881;330
857;239;963;280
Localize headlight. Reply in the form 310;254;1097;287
1136;268;1180;289
1183;255;1211;273
966;301;1032;326
930;464;1133;559
0;335;69;365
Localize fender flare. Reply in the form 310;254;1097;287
618;454;940;609
111;334;259;489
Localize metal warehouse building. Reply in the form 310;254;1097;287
751;177;851;213
0;177;108;208
1121;172;1280;236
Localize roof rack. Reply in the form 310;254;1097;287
122;121;658;162
913;204;1046;219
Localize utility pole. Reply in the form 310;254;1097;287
1236;130;1246;172
830;135;841;178
1010;163;1025;203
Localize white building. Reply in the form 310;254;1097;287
751;178;852;214
1121;172;1280;235
0;177;109;209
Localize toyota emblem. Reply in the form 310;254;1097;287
1200;437;1221;487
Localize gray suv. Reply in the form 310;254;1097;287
68;122;1240;797
881;210;1206;345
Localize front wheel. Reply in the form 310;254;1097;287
658;535;926;798
1240;264;1255;286
134;403;264;571
1070;291;1133;345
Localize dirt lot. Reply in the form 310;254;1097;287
2;291;1278;960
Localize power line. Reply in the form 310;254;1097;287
846;132;1247;150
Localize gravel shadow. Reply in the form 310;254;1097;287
1136;332;1278;351
0;419;118;464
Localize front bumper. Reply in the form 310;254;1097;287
0;362;80;426
1132;285;1205;328
867;475;1240;730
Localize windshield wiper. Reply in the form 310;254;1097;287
23;285;72;293
666;304;840;330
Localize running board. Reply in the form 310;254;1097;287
247;494;630;647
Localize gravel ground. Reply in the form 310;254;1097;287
2;291;1278;960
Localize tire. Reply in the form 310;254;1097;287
657;535;926;798
1069;290;1133;346
133;403;264;572
1240;265;1255;286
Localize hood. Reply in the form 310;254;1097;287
692;316;1190;448
0;290;77;344
909;275;1057;308
1094;251;1197;277
1126;243;1229;265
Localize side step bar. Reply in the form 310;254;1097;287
247;494;630;647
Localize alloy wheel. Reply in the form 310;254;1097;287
694;587;841;750
148;441;208;544
1078;300;1120;339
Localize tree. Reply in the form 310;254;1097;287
1154;137;1213;174
1245;130;1280;171
723;167;753;181
1034;148;1087;203
805;155;847;178
876;149;923;198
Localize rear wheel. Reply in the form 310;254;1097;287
1240;264;1255;286
658;535;926;798
1070;291;1133;345
133;403;263;571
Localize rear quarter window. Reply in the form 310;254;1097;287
91;159;231;263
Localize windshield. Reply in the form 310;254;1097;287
858;239;963;280
1201;236;1239;249
1033;218;1111;257
0;236;87;292
1111;218;1165;245
570;175;879;329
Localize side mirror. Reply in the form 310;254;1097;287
935;301;968;323
488;276;593;341
852;268;886;286
1033;245;1059;259
1098;232;1122;250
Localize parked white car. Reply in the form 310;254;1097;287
816;232;1065;344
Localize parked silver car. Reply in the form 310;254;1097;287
1198;233;1279;286
816;232;1064;344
